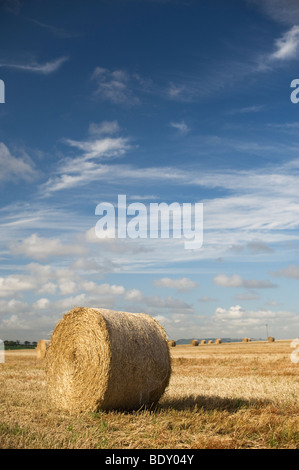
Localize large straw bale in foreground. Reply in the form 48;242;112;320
45;307;171;413
36;339;50;360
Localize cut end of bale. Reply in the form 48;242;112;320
268;336;275;342
167;340;176;347
36;339;50;360
45;307;171;413
200;340;206;344
190;339;199;346
215;338;222;344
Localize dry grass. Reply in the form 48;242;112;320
0;340;298;449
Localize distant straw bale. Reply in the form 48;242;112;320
190;339;199;346
242;337;248;343
208;340;213;344
45;307;171;413
200;339;206;344
36;339;50;360
215;338;222;344
168;340;176;347
268;336;275;342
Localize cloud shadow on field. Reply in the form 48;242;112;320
158;394;271;413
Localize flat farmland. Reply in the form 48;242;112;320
0;340;298;449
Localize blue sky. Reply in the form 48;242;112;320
0;0;299;341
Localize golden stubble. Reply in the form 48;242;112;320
0;340;298;449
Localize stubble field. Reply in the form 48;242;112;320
0;340;298;449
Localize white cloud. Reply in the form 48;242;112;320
228;105;265;115
198;296;218;303
270;25;299;60
9;233;87;260
235;292;260;301
213;274;277;289
33;298;50;309
212;304;298;338
88;121;120;136
154;277;198;292
125;289;144;301
0;142;37;183
168;82;185;98
0;56;68;74
253;0;299;26
91;67;140;105
170;120;190;134
64;136;130;161
42;134;131;194
0;274;36;298
82;281;125;296
270;265;299;279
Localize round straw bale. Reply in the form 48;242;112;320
190;339;199;346
36;339;50;360
215;338;222;344
208;340;213;344
268;336;275;342
242;337;248;343
247;338;252;342
200;339;206;344
167;340;176;347
45;307;171;413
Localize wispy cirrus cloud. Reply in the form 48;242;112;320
26;17;82;38
0;142;38;183
0;56;68;74
91;67;141;105
169;120;190;135
270;25;299;60
250;0;299;26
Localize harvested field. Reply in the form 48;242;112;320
0;340;298;449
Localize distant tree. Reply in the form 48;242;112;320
24;341;31;346
32;341;37;346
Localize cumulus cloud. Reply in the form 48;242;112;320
212;304;297;337
0;274;36;298
270;265;299;279
154;277;198;292
125;289;144;302
9;233;87;260
213;274;277;289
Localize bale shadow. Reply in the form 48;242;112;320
157;394;271;413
